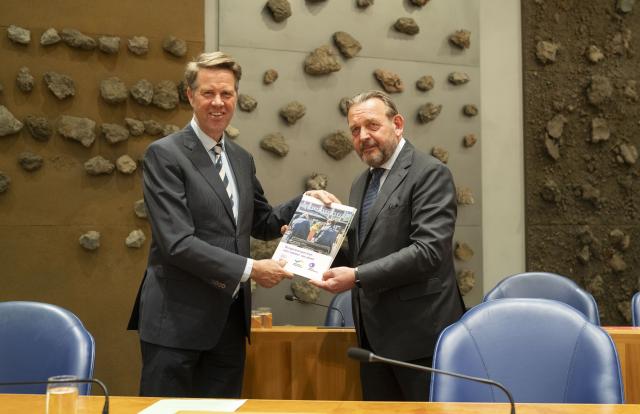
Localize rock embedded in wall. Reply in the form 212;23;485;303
431;146;448;164
374;69;403;93
238;94;258;112
417;102;442;124
587;75;612;106
590;117;610;143
16;67;34;93
546;114;567;139
411;0;430;7
463;133;477;148
462;104;478;117
98;36;120;54
7;25;30;45
333;31;362;58
128;36;149;55
101;123;130;144
306;172;328;190
356;0;374;8
535;40;560;64
456;187;474;205
393;17;419;35
449;29;471;49
266;0;292;23
152;80;179;110
124;118;145;137
322;130;353;160
126;229;146;248
613;142;638;165
40;28;60;46
84;155;115;175
291;277;320;303
134;199;147;219
177;80;189;103
540;178;561;204
162;124;180;136
225;125;240;139
260;133;289;156
60;28;96;50
456;269;475;296
617;0;635;13
43;71;75;100
116;155;137;174
100;77;128;104
130;79;154;105
25;115;52;141
623;80;638;101
143;120;163;136
416;75;434;92
18;151;43;172
585;45;604;63
609;229;630;251
0;106;24;136
162;36;187;57
79;231;100;251
448;72;470;86
280;101;306;125
304;45;341;76
0;172;10;193
338;97;350;116
250;238;279;260
263;69;279;84
58;115;96;147
454;242;474;261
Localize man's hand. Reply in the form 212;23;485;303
308;266;355;293
251;259;293;288
304;190;341;206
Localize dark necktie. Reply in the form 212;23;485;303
359;168;384;243
212;143;234;210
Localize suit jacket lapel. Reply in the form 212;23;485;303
224;139;250;227
350;170;369;250
359;142;413;248
183;127;236;225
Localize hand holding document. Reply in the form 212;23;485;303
272;195;356;280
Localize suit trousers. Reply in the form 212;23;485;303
139;297;246;398
359;324;432;401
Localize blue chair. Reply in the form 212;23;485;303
430;298;624;404
632;292;640;327
483;272;600;325
324;290;354;327
0;301;95;395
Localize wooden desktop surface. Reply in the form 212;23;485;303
243;326;640;403
2;394;640;414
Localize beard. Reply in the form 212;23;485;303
358;137;398;167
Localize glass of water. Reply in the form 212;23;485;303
46;375;79;414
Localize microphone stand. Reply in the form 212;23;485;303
284;294;347;327
0;378;109;414
348;347;515;414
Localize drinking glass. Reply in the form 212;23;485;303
46;375;79;414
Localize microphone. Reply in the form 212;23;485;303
284;294;346;327
348;347;515;414
0;378;109;414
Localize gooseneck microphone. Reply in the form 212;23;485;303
0;378;109;414
284;294;346;327
348;347;516;414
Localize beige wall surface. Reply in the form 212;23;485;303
0;0;204;395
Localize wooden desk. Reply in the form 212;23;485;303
605;327;640;404
2;394;640;414
244;326;640;404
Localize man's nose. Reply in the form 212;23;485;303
210;95;223;106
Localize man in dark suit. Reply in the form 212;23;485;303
310;90;465;401
289;213;311;241
312;220;339;250
127;52;333;398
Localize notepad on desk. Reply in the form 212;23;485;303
138;398;246;414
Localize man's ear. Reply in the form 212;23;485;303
393;114;405;137
186;86;195;107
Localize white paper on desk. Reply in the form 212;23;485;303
138;398;246;414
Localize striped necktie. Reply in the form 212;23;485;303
213;143;234;210
359;168;384;243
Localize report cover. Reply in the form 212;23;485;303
272;195;356;280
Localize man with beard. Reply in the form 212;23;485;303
310;90;465;401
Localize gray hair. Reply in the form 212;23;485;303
184;51;242;91
345;90;399;119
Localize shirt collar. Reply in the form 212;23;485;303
373;137;405;172
190;116;227;152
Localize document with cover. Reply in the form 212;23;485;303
272;195;356;280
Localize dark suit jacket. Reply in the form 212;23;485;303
348;140;465;361
128;125;299;350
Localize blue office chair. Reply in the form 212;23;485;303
0;301;95;395
430;298;624;404
483;272;600;325
324;290;354;327
632;292;640;327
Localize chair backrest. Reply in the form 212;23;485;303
0;301;95;395
483;272;600;325
324;290;354;327
632;292;640;327
430;298;624;404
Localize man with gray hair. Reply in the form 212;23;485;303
311;90;465;401
128;51;335;398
